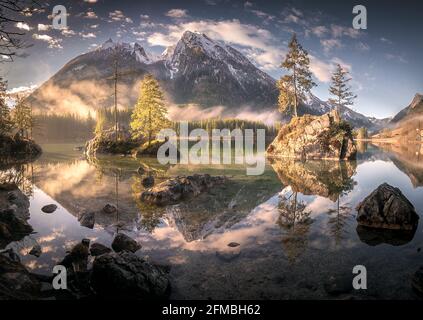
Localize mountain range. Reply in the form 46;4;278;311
28;30;390;131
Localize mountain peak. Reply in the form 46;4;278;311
411;93;423;109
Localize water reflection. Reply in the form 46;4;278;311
2;143;423;299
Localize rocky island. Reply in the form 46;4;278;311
267;110;357;160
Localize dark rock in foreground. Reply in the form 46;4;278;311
90;243;112;256
141;174;227;206
112;233;141;253
412;267;423;296
142;175;155;188
266;110;357;160
356;183;419;230
102;203;117;214
91;251;170;299
0;209;33;248
0;254;41;300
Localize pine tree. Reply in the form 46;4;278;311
329;64;357;111
130;74;170;145
13;95;33;138
278;34;316;117
0;77;12;135
94;109;107;136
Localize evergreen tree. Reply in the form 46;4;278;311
13;95;33;138
329;64;357;111
0;77;12;135
130;74;170;145
278;34;316;117
94;109;107;136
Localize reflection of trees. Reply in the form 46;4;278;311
0;163;34;197
327;198;352;245
270;158;356;202
131;174;165;233
277;191;312;263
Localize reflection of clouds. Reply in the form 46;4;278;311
38;228;65;244
140;194;282;253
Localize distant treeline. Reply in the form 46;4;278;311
33;110;279;142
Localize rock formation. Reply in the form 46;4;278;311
266;110;357;160
356;183;419;230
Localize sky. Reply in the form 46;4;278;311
1;0;423;119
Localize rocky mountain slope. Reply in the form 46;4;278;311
391;93;423;123
28;30;385;130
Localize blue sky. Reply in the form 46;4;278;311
1;0;422;119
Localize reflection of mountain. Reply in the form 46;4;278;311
270;159;357;202
373;142;423;187
162;175;281;242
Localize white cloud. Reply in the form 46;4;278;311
32;34;63;49
83;0;98;3
37;23;51;31
140;14;150;19
310;25;328;38
320;38;343;53
109;10;128;22
61;28;76;37
85;10;98;19
80;32;96;39
16;22;31;31
330;24;360;38
309;55;332;82
165;9;188;18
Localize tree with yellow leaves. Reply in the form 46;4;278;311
130;74;171;145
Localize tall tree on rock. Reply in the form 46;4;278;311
329;64;357;112
278;34;316;117
0;77;12;135
130;74;171;145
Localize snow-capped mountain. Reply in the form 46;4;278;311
27;31;385;130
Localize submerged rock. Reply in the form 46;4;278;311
102;203;117;214
141;175;155;188
266;110;356;160
140;174;227;206
356;183;419;230
41;204;57;214
78;211;95;229
90;243;111;256
91;251;170;299
29;244;42;258
111;233;141;253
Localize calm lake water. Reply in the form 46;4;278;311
2;142;423;299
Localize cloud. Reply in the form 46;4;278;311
244;1;253;8
385;53;408;64
109;10;130;22
320;38;343;53
37;23;51;31
310;25;328;38
83;0;98;3
330;24;360;38
84;10;98;19
380;37;393;44
80;32;96;39
309;55;332;82
32;34;63;49
61;28;76;37
16;22;31;30
166;9;188;18
357;41;370;51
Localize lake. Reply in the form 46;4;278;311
2;142;423;299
